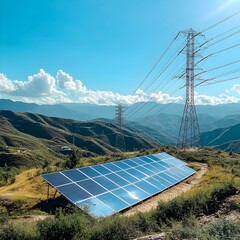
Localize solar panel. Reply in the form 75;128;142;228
42;152;196;217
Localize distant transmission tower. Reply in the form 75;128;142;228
115;104;126;151
177;28;202;149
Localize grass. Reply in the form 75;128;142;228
0;185;239;240
0;146;239;239
165;217;240;240
1;147;240;211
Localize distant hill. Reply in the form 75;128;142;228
0;110;157;166
1;99;240;149
201;123;240;153
126;121;176;146
0;99;115;120
125;102;240;119
132;113;240;139
217;140;240;153
206;115;240;130
2;99;240;121
134;113;181;139
95;118;176;146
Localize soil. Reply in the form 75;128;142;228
9;215;49;223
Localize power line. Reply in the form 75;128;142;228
199;76;240;86
211;43;240;56
126;64;184;119
195;59;240;77
135;45;183;101
125;9;240;124
199;24;240;48
202;29;240;50
196;68;240;87
144;41;185;90
152;62;185;93
125;41;184;115
127;30;202;121
130;33;180;97
128;84;184;121
195;43;240;66
201;9;240;33
178;10;240;63
143;46;184;93
134;89;185;121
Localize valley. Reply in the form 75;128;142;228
1;100;240;153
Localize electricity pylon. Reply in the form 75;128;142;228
115;104;126;151
177;28;202;149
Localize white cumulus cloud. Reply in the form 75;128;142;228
0;73;16;92
195;92;240;105
13;69;61;97
226;84;240;95
56;70;86;92
1;69;240;106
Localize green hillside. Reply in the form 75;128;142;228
216;140;240;153
127;121;176;145
201;123;240;152
0;110;157;167
0;146;239;239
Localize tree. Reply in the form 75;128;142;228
65;150;79;169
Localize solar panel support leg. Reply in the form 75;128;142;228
53;189;57;199
46;184;50;203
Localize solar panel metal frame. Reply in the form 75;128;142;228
42;152;196;217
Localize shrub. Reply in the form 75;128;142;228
64;150;80;169
0;167;20;186
203;218;240;239
11;195;28;208
166;216;202;240
152;148;159;153
37;209;91;240
89;215;138;240
166;218;240;240
132;212;158;233
0;222;37;240
153;183;236;225
42;160;50;169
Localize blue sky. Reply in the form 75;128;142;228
1;0;240;105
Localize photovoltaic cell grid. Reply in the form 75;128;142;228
42;153;196;217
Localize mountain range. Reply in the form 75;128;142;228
2;99;240;120
0;99;240;154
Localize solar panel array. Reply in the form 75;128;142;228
42;153;196;217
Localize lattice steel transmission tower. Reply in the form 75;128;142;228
115;104;126;151
177;28;202;149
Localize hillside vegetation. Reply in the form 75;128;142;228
0;147;239;239
0;110;157;167
201;123;240;153
0;109;239;239
2;101;240;152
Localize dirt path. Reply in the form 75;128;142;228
124;164;208;216
9;215;49;223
